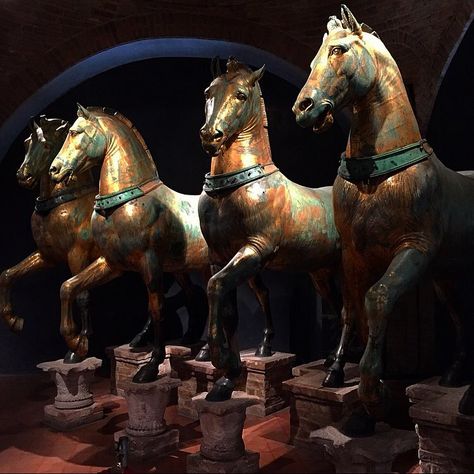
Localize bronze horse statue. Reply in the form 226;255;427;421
0;116;98;342
49;105;274;382
294;5;474;433
199;58;341;401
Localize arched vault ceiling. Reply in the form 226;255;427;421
0;0;472;133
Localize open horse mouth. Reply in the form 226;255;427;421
17;175;37;189
311;102;334;134
50;166;74;184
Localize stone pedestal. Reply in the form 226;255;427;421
310;423;418;473
407;377;474;473
37;357;103;431
241;349;295;417
108;344;190;397
186;391;260;473
282;360;360;448
114;376;182;460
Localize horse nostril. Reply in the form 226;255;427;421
212;130;223;141
50;165;58;174
299;98;314;112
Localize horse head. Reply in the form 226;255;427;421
50;104;107;183
17;116;69;189
200;57;265;156
293;4;383;133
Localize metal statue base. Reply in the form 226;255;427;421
115;376;182;460
186;391;260;473
282;359;360;448
37;357;103;431
176;348;295;419
310;422;417;473
407;377;474;473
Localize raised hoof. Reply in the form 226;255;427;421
439;367;465;387
322;368;345;388
63;350;85;364
459;384;474;415
194;345;210;362
132;362;159;384
255;343;272;358
205;376;234;402
341;407;376;437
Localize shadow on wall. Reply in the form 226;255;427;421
0;57;346;373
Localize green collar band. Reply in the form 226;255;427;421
94;178;161;211
35;186;96;214
338;139;433;182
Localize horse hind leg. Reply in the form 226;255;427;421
0;251;52;332
248;274;274;357
433;279;468;387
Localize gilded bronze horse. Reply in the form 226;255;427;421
199;58;341;401
49;105;274;382
0;116;98;342
294;5;474;433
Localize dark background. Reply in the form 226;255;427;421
0;22;472;374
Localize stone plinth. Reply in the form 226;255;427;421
310;423;418;473
241;349;296;417
292;359;359;378
186;391;260;473
115;376;182;460
109;344;190;397
407;377;474;473
37;357;103;431
282;363;359;448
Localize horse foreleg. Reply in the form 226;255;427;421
248;274;274;357
206;245;265;401
133;253;165;383
0;251;52;332
60;256;121;363
433;279;468;387
360;248;430;410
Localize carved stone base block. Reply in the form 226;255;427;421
37;357;103;431
109;344;190;398
117;376;182;459
241;349;296;417
114;428;179;460
187;391;259;473
187;450;260;473
282;360;360;448
407;377;474;473
310;423;418;473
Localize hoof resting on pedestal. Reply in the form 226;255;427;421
341;407;376;437
132;363;159;383
255;343;272;357
323;368;345;388
63;350;85;364
205;376;234;402
459;384;474;415
194;345;210;362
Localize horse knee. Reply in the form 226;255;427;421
0;269;12;288
60;280;76;302
208;274;225;299
365;283;390;317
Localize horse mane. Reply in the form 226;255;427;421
87;106;155;166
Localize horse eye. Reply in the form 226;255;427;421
70;130;79;137
236;91;247;101
331;46;343;56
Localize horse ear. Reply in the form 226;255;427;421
77;103;98;122
249;65;265;86
361;22;380;38
211;56;222;79
341;4;362;36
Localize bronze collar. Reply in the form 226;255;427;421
35;186;96;214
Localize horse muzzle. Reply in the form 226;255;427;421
200;126;225;156
16;170;37;189
49;159;73;183
293;97;334;133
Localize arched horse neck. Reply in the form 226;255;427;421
211;88;272;176
346;41;421;159
95;110;159;196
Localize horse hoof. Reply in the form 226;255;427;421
439;368;465;387
132;363;159;383
195;345;210;362
324;352;336;368
459;385;474;415
206;376;234;402
63;350;85;364
255;343;272;357
323;368;345;388
341;407;376;437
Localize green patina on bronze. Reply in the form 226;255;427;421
35;185;97;213
338;139;432;181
